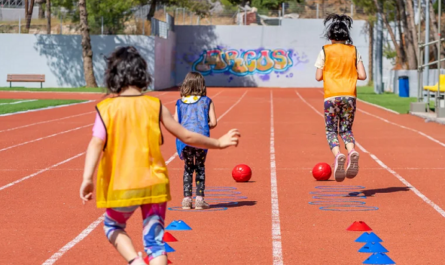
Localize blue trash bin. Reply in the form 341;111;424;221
398;76;409;97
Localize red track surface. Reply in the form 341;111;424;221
1;88;445;264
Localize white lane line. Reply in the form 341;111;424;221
0;112;95;133
357;98;400;115
316;90;445;148
317;90;399;114
0;99;38;106
0;100;95;117
0;124;92;153
41;89;247;265
296;91;445;219
270;91;283;265
358;109;445;148
41;215;105;265
0;153;84;191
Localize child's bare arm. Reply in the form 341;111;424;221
161;104;239;149
208;102;217;129
80;137;104;202
357;61;367;80
315;68;323;81
173;105;179;122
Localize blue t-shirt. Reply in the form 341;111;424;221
175;96;212;159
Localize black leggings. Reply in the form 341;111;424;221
182;146;207;197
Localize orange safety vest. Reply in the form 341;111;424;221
322;44;358;99
95;95;170;208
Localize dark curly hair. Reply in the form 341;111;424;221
323;14;353;44
104;46;152;94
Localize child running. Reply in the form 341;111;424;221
79;46;240;265
173;72;216;210
314;14;367;182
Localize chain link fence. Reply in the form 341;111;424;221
0;0;368;34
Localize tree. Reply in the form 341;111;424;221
79;0;98;87
24;0;36;31
47;0;51;34
37;0;45;19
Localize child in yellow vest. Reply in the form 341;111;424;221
314;14;367;182
79;46;240;265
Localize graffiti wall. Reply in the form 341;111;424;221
175;21;369;87
193;48;296;76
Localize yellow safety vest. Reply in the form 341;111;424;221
95;95;170;208
323;44;358;99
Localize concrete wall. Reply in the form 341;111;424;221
154;31;176;90
0;34;155;89
0;7;39;21
175;20;369;88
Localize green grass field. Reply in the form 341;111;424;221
0;99;87;115
0;87;105;93
357;86;418;114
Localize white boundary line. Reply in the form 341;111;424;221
316;90;445;148
356;98;400;115
41;89;247;265
358;109;445;148
317;90;399;114
296;91;445;219
0;112;95;133
270;91;283;265
0;153;84;191
0;100;95;117
0;99;38;106
0;124;93;153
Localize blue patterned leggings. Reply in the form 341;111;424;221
104;203;167;261
324;97;356;150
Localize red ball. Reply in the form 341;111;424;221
232;164;252;182
312;163;332;181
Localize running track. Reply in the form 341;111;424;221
1;88;444;264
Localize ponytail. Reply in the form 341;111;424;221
323;14;354;44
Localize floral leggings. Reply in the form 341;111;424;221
324;97;356;150
104;203;167;261
182;146;207;197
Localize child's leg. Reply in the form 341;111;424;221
104;206;139;262
194;149;210;209
338;97;357;152
194;149;207;197
182;146;195;197
141;203;168;265
324;98;346;181
338;97;360;178
324;99;341;156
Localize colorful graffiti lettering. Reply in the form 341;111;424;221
192;48;294;76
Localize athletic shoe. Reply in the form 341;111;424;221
334;153;347;182
346;150;360;179
182;197;192;210
195;198;210;210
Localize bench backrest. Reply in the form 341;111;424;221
7;74;45;82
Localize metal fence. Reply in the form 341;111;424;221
0;1;367;35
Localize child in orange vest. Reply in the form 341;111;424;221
314;14;367;182
79;46;240;265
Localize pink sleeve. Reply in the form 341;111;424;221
92;113;106;141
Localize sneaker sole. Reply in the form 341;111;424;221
195;207;210;210
182;206;192;210
346;152;359;179
334;155;346;182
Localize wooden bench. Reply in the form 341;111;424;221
7;74;45;88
